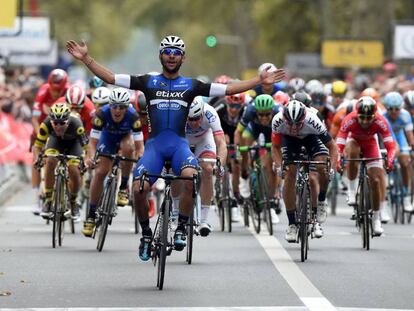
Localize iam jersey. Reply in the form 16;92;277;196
271;108;332;144
185;104;224;139
32;83;70;124
114;74;227;138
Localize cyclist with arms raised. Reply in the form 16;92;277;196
66;35;285;260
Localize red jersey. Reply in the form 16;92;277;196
336;111;395;164
32;83;70;124
55;96;96;135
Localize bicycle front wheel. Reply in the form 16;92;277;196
52;175;65;248
361;177;371;250
157;201;170;290
299;185;310;262
258;171;273;236
186;210;194;265
96;179;116;252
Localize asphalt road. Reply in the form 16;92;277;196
1;184;414;311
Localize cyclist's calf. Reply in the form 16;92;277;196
367;167;384;211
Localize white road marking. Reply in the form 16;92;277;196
248;226;336;311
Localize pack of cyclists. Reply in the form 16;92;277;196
25;34;414;262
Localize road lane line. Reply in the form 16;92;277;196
248;226;336;311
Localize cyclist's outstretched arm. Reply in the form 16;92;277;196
66;40;115;84
226;67;285;95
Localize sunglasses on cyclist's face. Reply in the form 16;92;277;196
387;107;400;112
110;103;128;110
228;103;241;109
160;48;184;56
257;112;272;118
188;115;202;122
51;120;68;126
358;114;375;121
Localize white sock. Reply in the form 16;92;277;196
172;196;180;214
372;210;380;221
348;178;357;193
380;201;387;211
200;205;211;223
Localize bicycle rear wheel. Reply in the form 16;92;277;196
248;198;261;234
96;179;116;252
157;201;170;290
242;201;249;227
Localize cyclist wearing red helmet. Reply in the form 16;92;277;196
214;92;250;219
54;84;96;135
31;69;70;214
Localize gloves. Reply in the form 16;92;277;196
336;158;343;174
217;165;225;178
387;159;394;173
272;162;283;177
329;168;335;181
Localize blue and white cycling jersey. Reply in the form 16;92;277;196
383;108;413;154
90;105;143;154
239;103;281;129
114;73;227;183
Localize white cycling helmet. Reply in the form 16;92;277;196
258;62;277;75
159;35;185;52
109;87;131;106
283;99;306;125
188;96;204;119
305;79;324;94
92;87;111;107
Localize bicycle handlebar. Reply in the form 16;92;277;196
238;142;272;152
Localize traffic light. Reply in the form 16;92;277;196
206;35;217;48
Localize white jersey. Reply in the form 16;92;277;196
271;108;329;139
185;103;224;138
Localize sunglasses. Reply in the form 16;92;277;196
257;112;272;117
160;48;184;56
358;115;375;121
188;115;202;122
110;103;128;110
387;107;400;112
228;103;242;109
51;120;68;126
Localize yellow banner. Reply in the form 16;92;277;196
322;40;384;68
0;0;17;28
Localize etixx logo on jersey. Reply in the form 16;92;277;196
156;90;188;98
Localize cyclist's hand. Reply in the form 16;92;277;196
85;156;96;169
241;169;249;180
216;165;225;178
336;159;343;174
260;67;286;84
66;40;88;60
329;168;335;181
387;160;393;173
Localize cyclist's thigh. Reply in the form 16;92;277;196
133;138;164;185
359;138;382;169
396;130;410;155
304;135;328;159
188;134;216;159
97;132;123;154
281;135;303;161
170;137;199;176
66;141;83;166
119;133;134;153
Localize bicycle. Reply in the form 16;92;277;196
139;161;198;290
93;153;137;252
283;157;329;262
343;156;384;250
39;154;83;248
327;171;338;216
187;157;216;264
214;157;232;233
239;142;274;235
